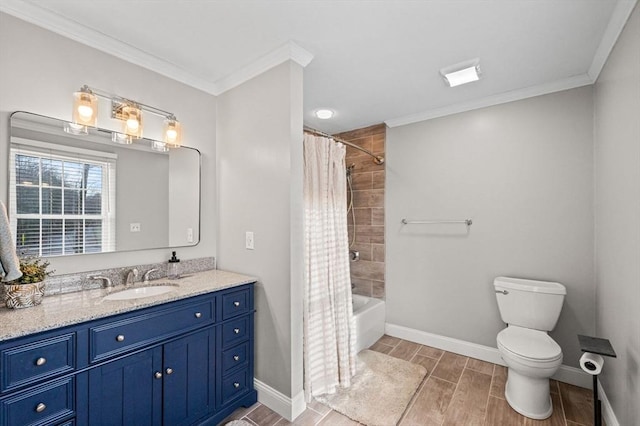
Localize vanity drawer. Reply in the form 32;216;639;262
0;377;74;426
221;341;249;375
221;288;251;320
222;316;250;348
221;369;249;406
1;333;75;393
90;300;213;362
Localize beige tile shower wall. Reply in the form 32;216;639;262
336;124;386;299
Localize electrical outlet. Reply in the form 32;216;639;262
187;228;194;243
130;223;141;232
245;231;254;250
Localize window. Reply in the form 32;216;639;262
9;141;116;256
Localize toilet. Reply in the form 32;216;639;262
494;276;566;420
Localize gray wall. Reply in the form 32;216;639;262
0;13;217;273
594;3;640;425
115;149;169;251
386;86;595;368
216;61;304;400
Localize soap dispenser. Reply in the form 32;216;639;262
168;251;181;279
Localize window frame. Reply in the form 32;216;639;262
9;138;117;256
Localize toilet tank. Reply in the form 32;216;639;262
494;277;566;331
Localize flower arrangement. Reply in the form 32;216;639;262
14;255;54;284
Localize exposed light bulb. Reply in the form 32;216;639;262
163;118;182;147
77;104;94;119
126;118;139;131
72;88;97;127
166;129;177;142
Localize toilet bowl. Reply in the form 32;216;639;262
497;326;563;418
494;277;566;420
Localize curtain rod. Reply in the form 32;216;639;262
303;126;384;165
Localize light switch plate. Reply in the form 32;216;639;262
245;231;254;250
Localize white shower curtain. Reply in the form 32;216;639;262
303;133;357;401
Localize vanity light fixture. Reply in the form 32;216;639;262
63;122;88;135
151;141;169;152
72;86;98;127
71;85;182;147
440;58;482;87
115;102;144;138
315;109;334;119
163;117;182;147
111;132;133;145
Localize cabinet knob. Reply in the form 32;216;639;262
234;328;240;334
116;334;125;342
35;357;47;366
154;372;163;379
194;312;202;318
233;355;240;361
166;368;174;375
233;382;240;388
35;403;46;413
233;301;240;307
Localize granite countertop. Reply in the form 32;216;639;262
0;269;256;342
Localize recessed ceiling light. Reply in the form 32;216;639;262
440;59;482;87
315;109;334;119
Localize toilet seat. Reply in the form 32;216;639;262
498;326;562;363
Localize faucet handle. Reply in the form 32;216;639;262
88;275;113;288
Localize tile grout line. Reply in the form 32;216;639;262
398;347;440;425
556;381;570;426
437;353;468;425
241;416;259;426
482;363;497;425
312;406;333;426
237;403;262;425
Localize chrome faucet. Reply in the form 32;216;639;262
89;275;113;288
125;268;138;287
142;268;159;284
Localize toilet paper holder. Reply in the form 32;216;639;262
577;335;617;426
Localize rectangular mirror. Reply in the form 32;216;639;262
8;111;200;257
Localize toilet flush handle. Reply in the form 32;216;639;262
495;290;509;295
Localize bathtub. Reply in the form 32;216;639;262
352;294;386;352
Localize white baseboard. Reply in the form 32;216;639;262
254;379;306;422
598;379;620;426
385;323;591;389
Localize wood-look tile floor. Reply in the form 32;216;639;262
219;336;596;426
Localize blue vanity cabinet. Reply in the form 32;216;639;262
87;328;215;426
87;347;163;425
0;281;257;426
0;326;79;426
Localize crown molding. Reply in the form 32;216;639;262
587;0;638;81
385;73;594;128
0;1;314;97
212;41;314;95
0;0;219;94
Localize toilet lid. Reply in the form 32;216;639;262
498;326;562;361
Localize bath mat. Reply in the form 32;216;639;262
316;349;427;426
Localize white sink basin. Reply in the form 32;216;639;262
104;285;177;301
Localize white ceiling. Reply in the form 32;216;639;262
2;0;637;133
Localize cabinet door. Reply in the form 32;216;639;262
88;347;162;426
163;328;215;426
